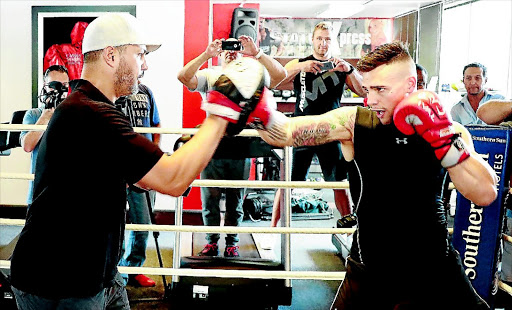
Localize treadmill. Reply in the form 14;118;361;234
168;138;293;309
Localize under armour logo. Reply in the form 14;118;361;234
396;138;408;144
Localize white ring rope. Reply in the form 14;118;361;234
0;124;258;137
0;260;511;295
499;279;512;296
5;219;512;246
1;260;510;296
1;124;458;190
0;260;345;280
0;173;350;189
0;172;457;190
0;218;356;234
0;218;478;241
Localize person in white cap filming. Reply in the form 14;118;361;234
9;13;278;310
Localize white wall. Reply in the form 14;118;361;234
0;0;185;210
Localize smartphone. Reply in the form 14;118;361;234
320;61;335;71
222;40;242;51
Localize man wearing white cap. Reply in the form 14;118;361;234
9;13;277;309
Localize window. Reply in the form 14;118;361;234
439;0;511;103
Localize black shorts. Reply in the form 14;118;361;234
331;249;489;310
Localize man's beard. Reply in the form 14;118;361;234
114;56;138;97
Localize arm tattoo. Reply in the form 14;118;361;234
338;113;349;126
292;122;333;146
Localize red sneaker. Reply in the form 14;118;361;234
224;246;240;257
198;243;219;256
131;274;156;287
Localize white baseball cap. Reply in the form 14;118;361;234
82;13;161;54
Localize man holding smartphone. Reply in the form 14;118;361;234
177;35;286;257
270;21;365;229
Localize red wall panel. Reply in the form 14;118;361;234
182;1;259;209
183;0;209;210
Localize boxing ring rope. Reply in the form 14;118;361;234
1;258;510;292
0;259;345;281
1;258;511;295
0;124;256;137
0;124;510;296
0;173;458;191
0;218;355;234
2;218;511;245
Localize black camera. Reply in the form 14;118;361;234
222;40;242;51
320;61;335;72
40;81;68;109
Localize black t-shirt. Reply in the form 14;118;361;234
10;79;164;298
293;55;348;117
349;107;449;276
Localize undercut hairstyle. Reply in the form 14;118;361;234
83;50;102;64
356;41;411;73
416;63;427;75
463;62;487;78
83;45;128;64
43;65;68;83
312;21;333;37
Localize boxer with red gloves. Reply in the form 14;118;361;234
256;41;497;310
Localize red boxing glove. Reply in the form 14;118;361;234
393;90;470;168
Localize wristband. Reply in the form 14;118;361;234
346;64;355;75
439;135;470;168
255;49;264;59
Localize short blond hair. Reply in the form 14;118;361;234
312;21;333;37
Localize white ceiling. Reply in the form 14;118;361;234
216;0;443;19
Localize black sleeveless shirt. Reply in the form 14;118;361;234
293;55;348;116
349;107;450;275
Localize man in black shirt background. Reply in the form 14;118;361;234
270;21;365;229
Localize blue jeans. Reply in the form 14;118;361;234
200;158;250;247
119;188;155;283
12;272;129;310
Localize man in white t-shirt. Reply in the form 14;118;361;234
177;36;286;257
